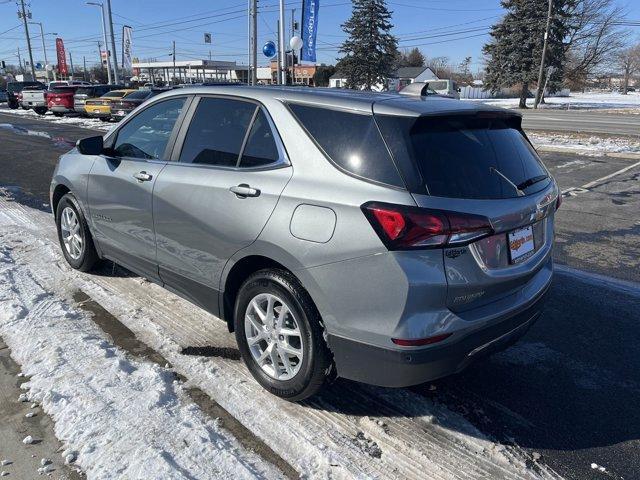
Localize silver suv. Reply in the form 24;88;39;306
51;86;559;400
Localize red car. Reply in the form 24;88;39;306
47;86;82;117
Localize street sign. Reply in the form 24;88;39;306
204;33;211;44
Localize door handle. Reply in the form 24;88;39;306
133;171;153;182
229;184;261;198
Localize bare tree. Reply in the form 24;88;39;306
563;0;628;89
617;43;640;94
427;56;450;77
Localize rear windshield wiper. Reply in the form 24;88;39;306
489;166;525;197
516;175;548;190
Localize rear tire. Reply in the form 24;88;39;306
234;269;333;401
53;112;64;117
99;117;110;122
34;107;47;115
55;193;99;272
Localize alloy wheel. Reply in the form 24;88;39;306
244;293;304;381
60;206;83;260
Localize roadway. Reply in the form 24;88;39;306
519;109;640;137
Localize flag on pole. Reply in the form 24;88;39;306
56;38;68;76
122;26;133;70
301;0;319;63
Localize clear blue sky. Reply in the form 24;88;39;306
0;0;638;72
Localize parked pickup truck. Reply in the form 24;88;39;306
21;84;50;114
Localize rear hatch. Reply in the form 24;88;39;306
375;106;558;313
21;86;47;105
48;86;79;108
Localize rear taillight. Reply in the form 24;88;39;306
362;202;493;250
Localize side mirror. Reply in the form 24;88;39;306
76;135;104;156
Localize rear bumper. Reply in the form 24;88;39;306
86;110;111;118
327;282;549;387
50;106;73;113
22;101;46;108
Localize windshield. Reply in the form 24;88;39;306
376;115;549;199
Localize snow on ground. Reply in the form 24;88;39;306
528;132;640;155
0;188;562;479
0;107;112;132
0;237;283;478
465;91;640;112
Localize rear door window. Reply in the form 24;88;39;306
178;97;256;167
288;104;404;188
239;109;280;168
376;115;548;199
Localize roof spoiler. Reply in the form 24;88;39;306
398;82;430;97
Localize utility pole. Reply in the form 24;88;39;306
88;3;112;85
172;41;176;85
105;0;119;84
276;19;281;85
83;56;87;81
534;0;553;109
30;23;50;82
278;0;286;85
251;0;257;85
18;0;36;80
247;0;251;84
17;47;24;74
69;51;74;79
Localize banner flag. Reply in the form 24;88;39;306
56;38;68;76
301;0;319;63
122;26;133;70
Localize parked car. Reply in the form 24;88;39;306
47;85;83;116
403;79;461;99
74;85;120;115
84;89;136;121
109;88;168;121
6;81;45;109
51;86;559;401
49;80;91;90
21;83;50;114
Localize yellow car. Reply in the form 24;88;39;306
85;89;136;121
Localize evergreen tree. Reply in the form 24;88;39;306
483;0;570;108
338;0;399;90
398;48;426;68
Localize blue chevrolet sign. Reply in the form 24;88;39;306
301;0;319;63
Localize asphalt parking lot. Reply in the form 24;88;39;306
0;108;639;479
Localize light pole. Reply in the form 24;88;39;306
278;0;286;85
29;23;56;82
87;2;112;84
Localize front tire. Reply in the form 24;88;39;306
55;193;99;272
234;269;333;401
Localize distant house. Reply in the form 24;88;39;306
329;66;439;91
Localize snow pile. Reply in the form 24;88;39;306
0;106;112;131
0;239;282;479
466;91;640;111
528;132;640;155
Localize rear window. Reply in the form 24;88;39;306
376;115;549;199
75;87;94;96
125;90;151;100
102;91;126;98
50;87;79;94
288;104;403;188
